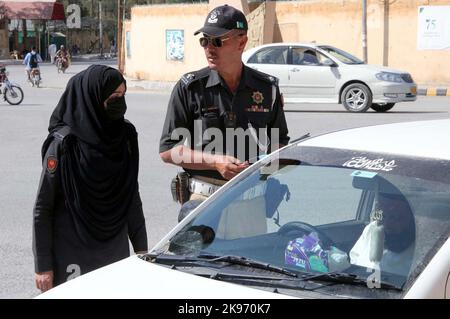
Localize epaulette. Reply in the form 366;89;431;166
249;68;280;86
180;73;196;86
180;67;210;87
52;126;71;141
41;126;71;161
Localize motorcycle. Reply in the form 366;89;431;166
30;68;41;88
56;56;69;73
0;66;24;105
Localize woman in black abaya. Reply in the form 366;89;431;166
33;65;148;292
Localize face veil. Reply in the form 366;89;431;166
45;65;139;246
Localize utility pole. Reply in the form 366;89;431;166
362;0;368;63
99;0;103;57
117;0;124;72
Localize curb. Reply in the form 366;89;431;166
417;88;450;96
0;59;23;65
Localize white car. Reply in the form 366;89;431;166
242;43;417;113
39;119;449;299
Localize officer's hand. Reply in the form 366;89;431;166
35;270;54;293
215;155;249;180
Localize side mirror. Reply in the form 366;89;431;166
322;59;337;67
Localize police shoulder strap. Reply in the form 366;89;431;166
53;126;71;141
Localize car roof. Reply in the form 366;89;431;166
299;119;450;160
243;42;323;54
249;42;322;48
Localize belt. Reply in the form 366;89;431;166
189;177;224;197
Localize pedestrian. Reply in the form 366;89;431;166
48;43;57;64
109;39;116;58
159;5;290;221
33;65;148;292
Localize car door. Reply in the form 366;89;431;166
287;46;339;103
245;46;290;93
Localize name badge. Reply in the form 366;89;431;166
245;105;270;112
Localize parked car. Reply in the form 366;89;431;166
242;43;417;113
38;119;450;299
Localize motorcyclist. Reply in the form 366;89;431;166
55;45;71;71
23;46;43;82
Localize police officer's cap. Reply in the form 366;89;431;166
194;5;248;37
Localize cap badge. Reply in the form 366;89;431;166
208;10;219;23
252;91;264;104
236;21;245;29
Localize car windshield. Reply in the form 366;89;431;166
154;146;450;298
319;45;364;64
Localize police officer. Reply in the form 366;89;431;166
159;5;289;221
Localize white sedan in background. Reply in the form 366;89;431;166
242;43;417;113
38;119;449;299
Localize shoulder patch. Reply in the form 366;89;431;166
180;67;210;87
46;156;58;174
181;73;196;85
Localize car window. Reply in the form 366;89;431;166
318;45;364;64
156;146;450;298
265;166;362;232
248;47;288;65
291;47;329;66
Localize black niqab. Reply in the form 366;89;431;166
46;65;139;246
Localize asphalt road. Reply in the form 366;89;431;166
0;62;449;298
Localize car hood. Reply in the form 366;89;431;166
349;63;408;74
36;256;291;299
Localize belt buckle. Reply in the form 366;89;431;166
190;179;218;197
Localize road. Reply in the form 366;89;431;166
0;62;449;298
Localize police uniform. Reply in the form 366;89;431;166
160;65;289;201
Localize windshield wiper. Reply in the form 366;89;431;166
198;254;299;277
302;271;402;290
145;254;401;292
147;253;298;278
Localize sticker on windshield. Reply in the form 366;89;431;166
351;170;378;178
343;157;397;172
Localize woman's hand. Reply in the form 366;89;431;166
35;271;54;292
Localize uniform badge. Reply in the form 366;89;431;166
46;156;58;174
252;91;264;104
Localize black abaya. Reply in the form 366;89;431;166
33;65;148;285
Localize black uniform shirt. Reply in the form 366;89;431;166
160;66;290;180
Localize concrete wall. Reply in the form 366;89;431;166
124;4;209;82
272;0;450;86
123;0;450;85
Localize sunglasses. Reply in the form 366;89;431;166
199;36;233;48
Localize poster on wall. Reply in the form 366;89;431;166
166;29;184;61
417;5;450;50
